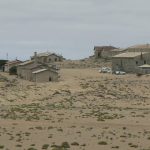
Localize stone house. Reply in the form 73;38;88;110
126;44;150;53
94;46;126;59
31;52;64;64
112;52;150;73
4;60;22;72
17;52;59;82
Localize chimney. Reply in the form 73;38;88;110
34;52;38;64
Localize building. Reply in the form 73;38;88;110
0;60;7;72
17;52;59;82
31;51;64;64
126;44;150;53
137;64;150;75
32;68;59;82
112;52;150;73
94;46;124;59
4;60;22;72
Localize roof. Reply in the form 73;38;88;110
32;52;62;58
32;69;47;74
112;52;148;58
5;60;22;66
18;60;34;66
111;48;126;52
128;44;150;49
138;64;150;68
94;46;117;51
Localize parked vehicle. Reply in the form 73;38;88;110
99;67;112;73
115;71;126;75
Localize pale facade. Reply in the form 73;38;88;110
32;69;59;82
112;52;150;73
94;46;124;59
31;52;64;64
17;52;59;82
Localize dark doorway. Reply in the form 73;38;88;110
98;52;101;57
49;77;52;81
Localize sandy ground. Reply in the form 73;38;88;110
0;68;150;150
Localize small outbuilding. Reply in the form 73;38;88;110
32;68;59;82
137;64;150;75
4;60;22;72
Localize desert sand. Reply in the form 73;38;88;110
0;67;150;150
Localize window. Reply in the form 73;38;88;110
144;60;146;64
55;58;57;62
136;61;138;65
49;58;51;62
43;57;47;63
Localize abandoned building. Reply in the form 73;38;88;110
137;64;150;75
94;46;126;59
112;52;150;73
126;44;150;53
0;60;7;72
31;51;64;64
17;52;59;82
4;60;22;72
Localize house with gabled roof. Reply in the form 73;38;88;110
126;44;150;53
31;51;64;64
94;46;126;59
17;52;59;82
112;52;150;73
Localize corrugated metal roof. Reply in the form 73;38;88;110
112;52;148;58
32;69;47;74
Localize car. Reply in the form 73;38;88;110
115;71;126;75
99;67;112;73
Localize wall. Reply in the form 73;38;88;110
101;50;126;59
37;55;63;64
32;70;58;82
17;62;35;79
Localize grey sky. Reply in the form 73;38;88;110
0;0;150;60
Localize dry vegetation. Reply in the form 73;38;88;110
0;65;150;150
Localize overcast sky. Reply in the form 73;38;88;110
0;0;150;60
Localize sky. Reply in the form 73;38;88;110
0;0;150;60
